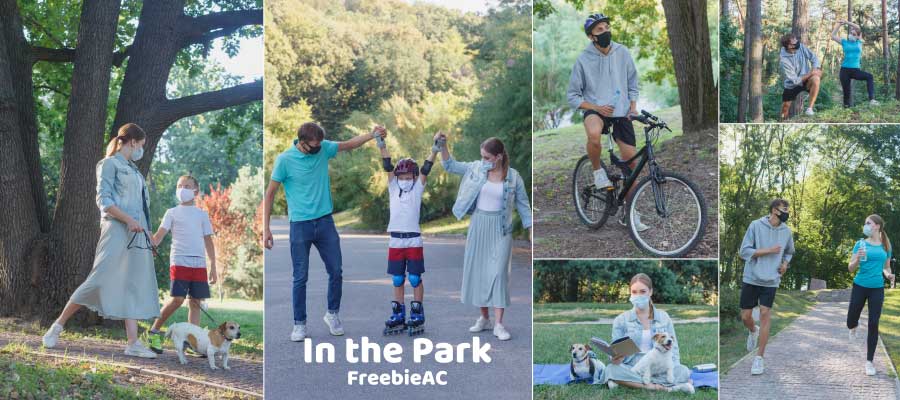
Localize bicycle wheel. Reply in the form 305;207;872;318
572;155;615;229
625;172;707;257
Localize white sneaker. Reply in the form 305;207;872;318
746;325;759;352
870;99;880;106
42;322;63;349
291;324;307;342
323;312;344;336
849;328;858;343
805;107;814;116
672;382;695;394
593;169;612;189
124;341;157;359
493;323;511;341
607;380;618;390
633;213;650;232
469;316;492;332
866;361;876;376
750;356;764;375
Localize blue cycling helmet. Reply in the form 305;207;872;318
584;13;610;35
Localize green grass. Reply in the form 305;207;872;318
534;303;717;323
0;343;171;399
1;299;262;358
533;322;717;400
333;208;470;234
718;290;815;373
789;99;900;123
873;290;900;376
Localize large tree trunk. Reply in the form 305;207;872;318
881;0;888;89
738;12;751;122
747;0;764;121
43;0;123;324
789;0;810;117
0;0;45;317
661;0;718;132
896;0;900;100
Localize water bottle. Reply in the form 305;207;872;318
858;239;867;262
610;89;620;116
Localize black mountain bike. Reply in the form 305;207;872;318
572;110;708;257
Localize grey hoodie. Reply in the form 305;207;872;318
740;216;795;287
780;44;821;89
566;41;639;118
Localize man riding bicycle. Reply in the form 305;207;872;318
566;12;647;232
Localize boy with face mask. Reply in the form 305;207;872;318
147;175;217;354
377;135;438;336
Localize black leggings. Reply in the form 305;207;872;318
839;67;874;107
846;283;884;361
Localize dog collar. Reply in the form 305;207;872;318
574;354;589;363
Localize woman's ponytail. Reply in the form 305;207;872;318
105;123;147;157
869;214;892;253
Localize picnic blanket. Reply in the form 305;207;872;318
532;364;718;389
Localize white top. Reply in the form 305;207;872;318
386;178;426;233
160;205;214;268
640;329;653;352
475;180;504;212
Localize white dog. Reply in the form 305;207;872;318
166;321;241;370
631;332;675;385
569;343;604;384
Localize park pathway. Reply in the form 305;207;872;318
721;301;900;400
0;330;262;398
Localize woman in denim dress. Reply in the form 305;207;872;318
603;273;695;393
436;132;532;341
42;123;160;359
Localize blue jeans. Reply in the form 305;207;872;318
290;214;342;325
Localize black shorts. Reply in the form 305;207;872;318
582;110;636;147
740;282;777;309
781;85;809;102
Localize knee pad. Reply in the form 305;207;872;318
408;274;421;288
392;274;406;287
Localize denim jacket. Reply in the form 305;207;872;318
441;156;532;236
611;308;681;366
96;153;150;228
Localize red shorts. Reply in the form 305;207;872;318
387;247;425;275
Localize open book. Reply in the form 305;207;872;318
590;336;640;358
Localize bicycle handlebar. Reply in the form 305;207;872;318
632;109;668;131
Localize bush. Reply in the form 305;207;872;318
719;284;741;323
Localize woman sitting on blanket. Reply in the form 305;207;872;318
602;273;695;394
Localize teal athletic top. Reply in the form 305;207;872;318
852;239;891;288
271;139;340;222
841;39;861;69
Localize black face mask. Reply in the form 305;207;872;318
777;211;789;223
593;31;612;48
301;142;321;154
789;43;799;50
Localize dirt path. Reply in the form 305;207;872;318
533;127;719;259
0;331;261;398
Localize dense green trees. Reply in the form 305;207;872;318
534;260;718;305
265;0;532;229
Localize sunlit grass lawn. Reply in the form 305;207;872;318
534;303;717;323
533;318;717;400
718;290;815;373
789;99;900;123
0;342;171;399
1;298;262;358
873;289;900;377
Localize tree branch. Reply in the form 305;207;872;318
160;80;262;124
31;45;131;66
180;9;262;47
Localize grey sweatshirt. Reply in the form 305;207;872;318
566;41;639;118
780;44;821;89
740;216;795;287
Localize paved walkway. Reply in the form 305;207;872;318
264;219;533;400
721;301;900;400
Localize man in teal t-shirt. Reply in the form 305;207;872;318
262;122;387;342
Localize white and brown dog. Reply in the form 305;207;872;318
569;343;604;384
166;321;241;370
631;332;675;384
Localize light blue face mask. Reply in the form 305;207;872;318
131;145;144;161
863;224;873;237
629;294;650;310
479;160;495;173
